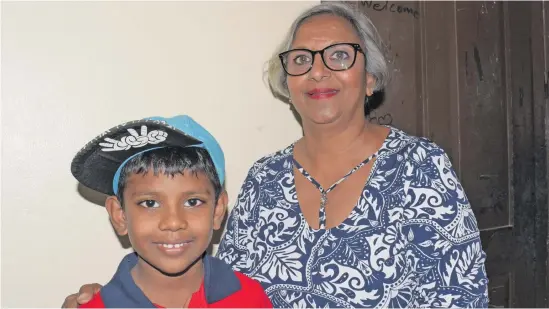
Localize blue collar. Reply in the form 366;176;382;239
100;252;241;308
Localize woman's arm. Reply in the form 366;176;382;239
403;140;489;308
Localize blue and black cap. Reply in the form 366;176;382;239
71;115;225;196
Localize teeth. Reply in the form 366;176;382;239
161;243;186;249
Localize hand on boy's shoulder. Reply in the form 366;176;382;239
233;271;273;308
77;292;104;308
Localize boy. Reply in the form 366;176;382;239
70;115;272;308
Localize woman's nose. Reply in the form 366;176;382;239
308;53;331;81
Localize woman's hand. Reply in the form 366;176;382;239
61;283;102;308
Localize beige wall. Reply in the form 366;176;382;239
1;1;319;307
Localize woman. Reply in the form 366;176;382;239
63;2;489;308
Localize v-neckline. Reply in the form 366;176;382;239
289;126;394;231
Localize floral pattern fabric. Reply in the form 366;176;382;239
216;126;489;308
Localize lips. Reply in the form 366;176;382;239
306;88;339;99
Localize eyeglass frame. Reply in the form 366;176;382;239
278;42;365;77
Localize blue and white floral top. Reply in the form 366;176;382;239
216;126;489;308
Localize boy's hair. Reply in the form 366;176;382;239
115;146;223;207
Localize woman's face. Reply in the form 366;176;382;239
286;14;375;126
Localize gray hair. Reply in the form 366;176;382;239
265;2;390;103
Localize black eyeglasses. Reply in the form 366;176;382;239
278;42;365;76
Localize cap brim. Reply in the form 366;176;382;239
71;119;202;196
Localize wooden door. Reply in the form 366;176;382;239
323;1;549;307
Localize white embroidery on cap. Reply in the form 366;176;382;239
100;125;168;151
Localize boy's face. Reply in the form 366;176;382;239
105;170;227;276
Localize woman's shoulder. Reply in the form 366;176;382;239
245;142;295;177
382;126;449;162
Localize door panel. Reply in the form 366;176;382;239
455;1;511;232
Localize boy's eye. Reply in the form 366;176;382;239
184;198;204;207
138;200;160;208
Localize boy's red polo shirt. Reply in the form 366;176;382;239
79;253;272;308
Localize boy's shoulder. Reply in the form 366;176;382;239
233;270;264;290
223;270;272;308
202;255;272;308
79;253;271;308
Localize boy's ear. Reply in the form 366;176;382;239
213;190;228;230
105;196;128;236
